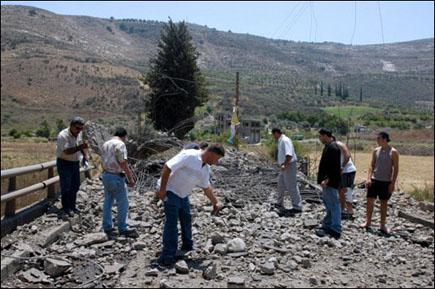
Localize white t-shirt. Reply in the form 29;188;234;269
56;128;84;162
340;153;357;173
157;149;210;199
101;137;128;174
277;134;297;165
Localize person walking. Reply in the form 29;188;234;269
101;127;138;239
271;128;303;214
316;129;342;239
157;144;225;266
56;116;88;217
336;140;357;220
360;132;399;234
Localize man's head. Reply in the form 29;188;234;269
199;142;209;150
271;128;282;141
203;143;225;165
114;127;128;142
318;128;333;144
376;131;390;146
70;116;85;137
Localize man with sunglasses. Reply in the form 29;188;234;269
56;116;88;217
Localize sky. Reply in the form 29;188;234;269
1;1;434;45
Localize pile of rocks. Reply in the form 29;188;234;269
1;146;434;288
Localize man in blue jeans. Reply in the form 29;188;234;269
101;127;138;239
316;129;342;240
157;144;225;266
56;116;88;217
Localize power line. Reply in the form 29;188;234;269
377;1;385;44
279;1;310;40
350;1;357;45
272;2;302;39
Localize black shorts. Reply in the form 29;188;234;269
367;179;392;200
339;172;356;189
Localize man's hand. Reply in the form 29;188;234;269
212;202;222;215
157;189;167;200
80;142;88;150
388;182;395;194
281;164;287;171
128;178;135;188
366;179;372;189
320;178;329;188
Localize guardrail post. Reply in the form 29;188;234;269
5;176;17;217
47;167;55;198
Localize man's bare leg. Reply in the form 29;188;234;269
360;198;375;228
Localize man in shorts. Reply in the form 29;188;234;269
360;132;399;234
336;140;357;220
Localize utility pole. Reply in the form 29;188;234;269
235;72;240;149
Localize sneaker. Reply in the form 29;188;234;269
104;228;118;240
180;245;198;252
289;208;303;214
67;209;75;217
158;258;175;267
329;231;341;240
316;229;327;238
119;228;139;238
73;208;81;215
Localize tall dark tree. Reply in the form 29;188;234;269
145;19;208;138
320;81;324;96
327;84;332;97
360;87;363;102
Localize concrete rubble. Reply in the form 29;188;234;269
1;143;434;288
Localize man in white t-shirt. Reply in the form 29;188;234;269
271;128;303;214
157;144;225;266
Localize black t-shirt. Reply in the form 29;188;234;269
317;141;341;189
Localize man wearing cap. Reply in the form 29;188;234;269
360;132;399;234
56;116;88;217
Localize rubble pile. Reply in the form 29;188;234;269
1;145;434;288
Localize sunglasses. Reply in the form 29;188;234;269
75;126;83;131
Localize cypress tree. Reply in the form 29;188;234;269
145;19;208;138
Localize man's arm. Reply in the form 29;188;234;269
120;161;135;188
63;142;88;155
158;164;172;200
337;142;350;175
389;149;399;194
203;186;222;213
281;155;293;171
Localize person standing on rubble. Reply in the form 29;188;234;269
271;128;303;214
360;132;399;235
316;129;342;240
101;127;138;239
157;144;225;266
56;116;88;218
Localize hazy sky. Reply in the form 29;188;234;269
2;1;434;45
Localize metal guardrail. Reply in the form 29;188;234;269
1;160;95;217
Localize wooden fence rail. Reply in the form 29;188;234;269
1;160;95;218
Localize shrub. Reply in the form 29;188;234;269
8;128;18;137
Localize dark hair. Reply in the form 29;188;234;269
271;128;282;134
199;142;209;150
207;143;225;157
70;116;85;126
378;131;391;142
114;127;128;137
318;128;333;138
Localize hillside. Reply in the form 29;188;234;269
1;5;434;133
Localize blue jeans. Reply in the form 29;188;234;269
57;158;80;211
322;186;342;234
102;172;129;232
161;191;193;261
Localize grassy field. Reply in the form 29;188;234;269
1;139;100;217
309;151;434;194
322;106;382;119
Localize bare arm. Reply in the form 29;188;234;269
203;186;221;213
158;164;172;200
120;161;135;187
281;155;293;171
337;142;351;170
389;149;399;193
63;142;88;155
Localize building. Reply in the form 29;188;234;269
216;113;262;144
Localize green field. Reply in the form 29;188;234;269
322;106;382;119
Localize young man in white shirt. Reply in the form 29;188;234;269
271;128;303;214
157;144;225;266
